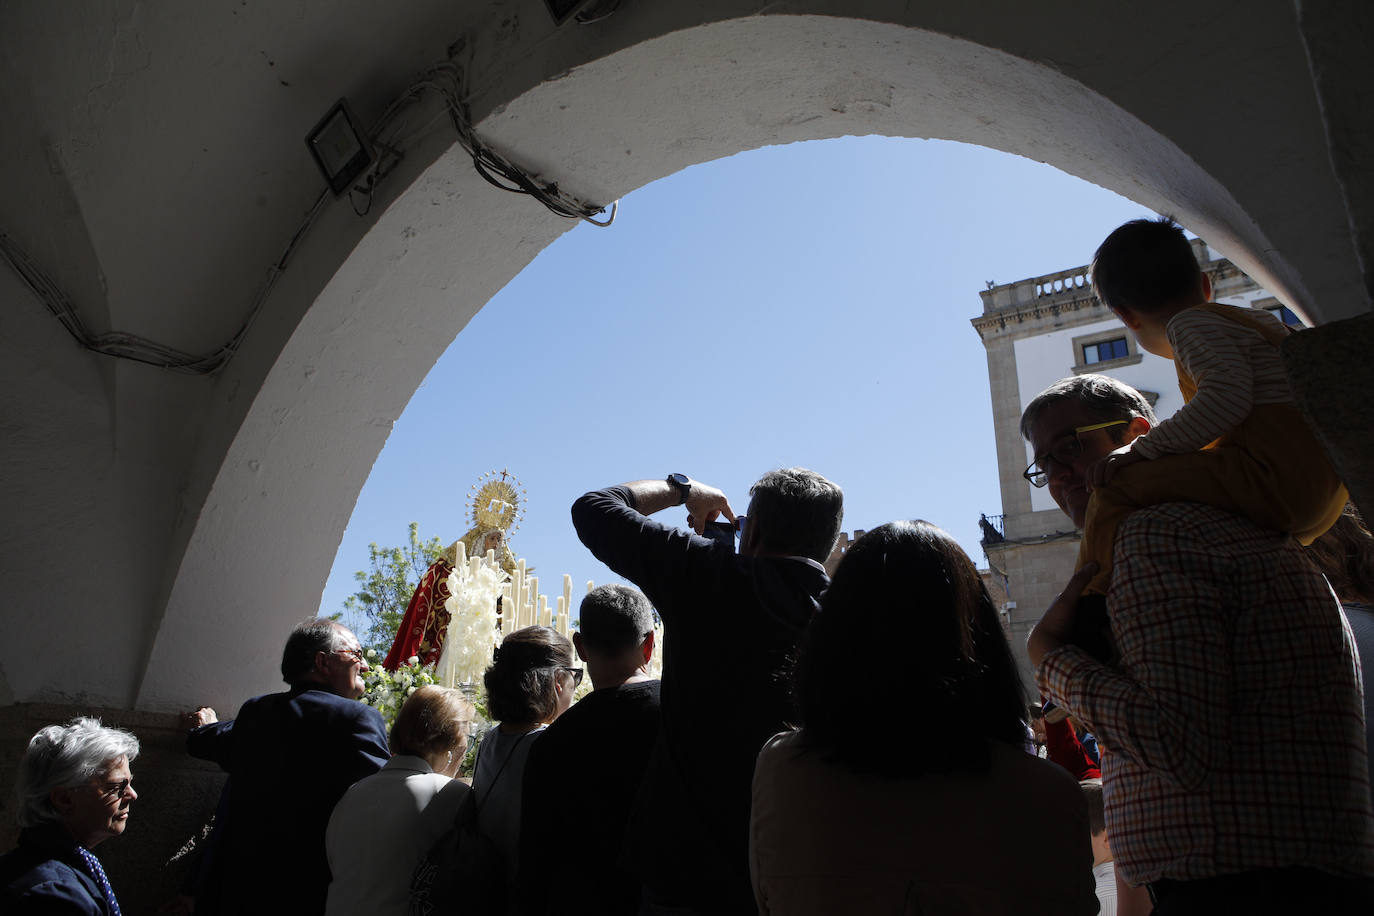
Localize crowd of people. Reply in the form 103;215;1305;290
5;218;1374;914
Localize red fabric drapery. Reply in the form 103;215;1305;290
383;555;456;671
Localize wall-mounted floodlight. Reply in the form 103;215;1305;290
305;99;374;195
543;0;596;24
546;0;624;26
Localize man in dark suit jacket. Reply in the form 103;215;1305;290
187;619;389;915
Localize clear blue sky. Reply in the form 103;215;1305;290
319;136;1148;629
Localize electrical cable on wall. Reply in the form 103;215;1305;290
355;62;616;228
5;53;616;374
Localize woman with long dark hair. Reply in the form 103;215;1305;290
750;521;1097;914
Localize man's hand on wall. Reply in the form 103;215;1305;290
182;706;218;730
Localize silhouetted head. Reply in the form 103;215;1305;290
743;468;843;563
1091;216;1205;314
792;521;1026;777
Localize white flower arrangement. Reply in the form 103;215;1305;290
433;556;508;689
360;649;437;731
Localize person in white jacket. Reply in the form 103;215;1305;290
325;685;473;915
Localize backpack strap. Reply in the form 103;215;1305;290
470;728;535;816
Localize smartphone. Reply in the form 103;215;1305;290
703;520;737;550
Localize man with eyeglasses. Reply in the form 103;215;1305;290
184;618;389;915
572;469;842;915
1020;374;1374;912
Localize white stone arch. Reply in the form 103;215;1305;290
133;13;1349;709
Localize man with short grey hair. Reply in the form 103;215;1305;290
572;469;842;914
1019;373;1157;447
518;584;661;916
186;618;389;915
1;717;140;913
1023;374;1374;910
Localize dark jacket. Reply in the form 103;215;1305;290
572;487;828;914
0;822;114;915
187;686;389;915
518;679;662;916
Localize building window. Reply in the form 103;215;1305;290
1071;328;1142;375
1252;296;1305;328
1082;336;1128;365
1268;305;1303;328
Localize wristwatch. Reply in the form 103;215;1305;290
666;473;692;505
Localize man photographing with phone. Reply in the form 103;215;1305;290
572;469;843;915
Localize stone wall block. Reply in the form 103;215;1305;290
1282;311;1374;523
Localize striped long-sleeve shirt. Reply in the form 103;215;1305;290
1130;305;1292;460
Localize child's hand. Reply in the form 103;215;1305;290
1086;445;1143;490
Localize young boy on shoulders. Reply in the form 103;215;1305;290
1070;216;1346;596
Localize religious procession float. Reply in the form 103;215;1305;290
359;470;663;756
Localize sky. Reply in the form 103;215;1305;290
318;135;1150;632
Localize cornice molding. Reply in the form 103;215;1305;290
971;293;1110;338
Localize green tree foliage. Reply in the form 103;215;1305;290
344;522;445;655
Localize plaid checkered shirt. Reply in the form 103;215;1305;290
1038;502;1374;886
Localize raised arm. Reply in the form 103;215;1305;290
570;479;735;616
578;478;735;532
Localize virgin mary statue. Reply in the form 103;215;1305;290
382;471;525;670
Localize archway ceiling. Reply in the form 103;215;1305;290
1;2;1360;359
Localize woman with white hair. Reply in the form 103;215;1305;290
0;716;140;913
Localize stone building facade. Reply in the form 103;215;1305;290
971;239;1293;688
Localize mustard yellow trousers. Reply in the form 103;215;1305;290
1079;402;1347;594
